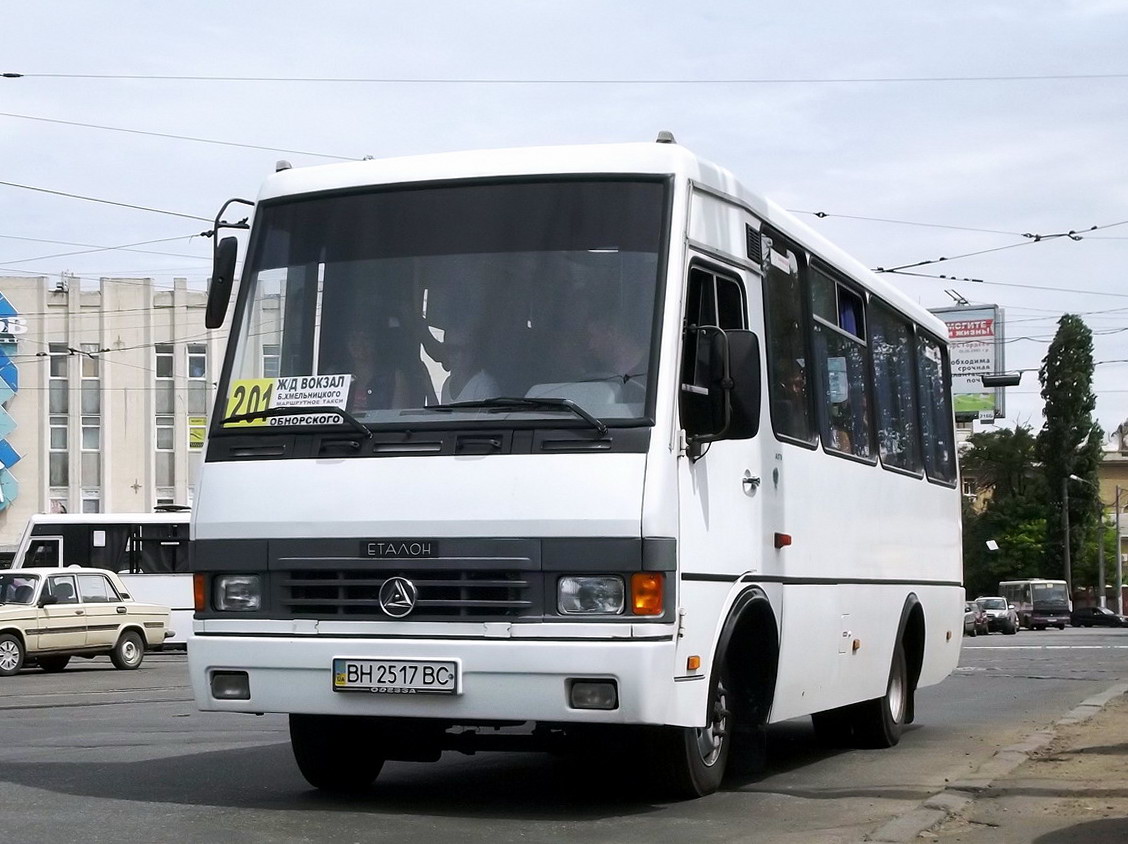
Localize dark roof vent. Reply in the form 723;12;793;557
275;160;292;172
655;131;677;144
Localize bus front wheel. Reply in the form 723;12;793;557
654;663;732;798
289;714;385;793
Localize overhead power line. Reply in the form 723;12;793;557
874;220;1128;273
0;111;354;161
6;71;1128;84
0;180;211;222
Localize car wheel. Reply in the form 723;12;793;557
1057;624;1066;631
38;655;71;673
110;630;144;670
290;714;385;792
654;662;732;798
0;634;24;676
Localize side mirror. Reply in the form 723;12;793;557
39;594;58;607
206;236;240;329
685;328;761;458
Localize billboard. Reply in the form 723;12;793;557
930;305;1005;421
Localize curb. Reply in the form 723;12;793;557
862;682;1128;843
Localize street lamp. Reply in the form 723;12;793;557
1066;474;1107;608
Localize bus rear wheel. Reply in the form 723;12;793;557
654;664;732;798
854;640;908;748
289;714;385;793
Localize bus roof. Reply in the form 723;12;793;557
24;512;189;528
256;140;948;338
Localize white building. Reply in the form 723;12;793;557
0;275;227;555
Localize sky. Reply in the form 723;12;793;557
2;1;1127;435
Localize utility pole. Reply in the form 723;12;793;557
1118;485;1124;615
1062;477;1072;601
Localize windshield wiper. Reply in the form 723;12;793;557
220;405;374;439
424;397;608;436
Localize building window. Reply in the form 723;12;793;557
187;343;209;414
49;343;69;414
81;492;101;514
155;343;174;378
262;344;281;378
49;414;68;486
156;414;175;487
155;342;176;413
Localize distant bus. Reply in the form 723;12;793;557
998;579;1070;630
9;510;192;647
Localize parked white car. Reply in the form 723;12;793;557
0;567;172;675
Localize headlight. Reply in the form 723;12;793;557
214;574;262;611
558;576;625;615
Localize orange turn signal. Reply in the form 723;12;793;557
193;573;207;612
687;655;701;672
631;572;664;615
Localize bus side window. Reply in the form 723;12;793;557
28;539;62;567
870;301;923;473
810;265;874;460
762;235;815;444
916;333;956;483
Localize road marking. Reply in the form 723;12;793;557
964;645;1128;650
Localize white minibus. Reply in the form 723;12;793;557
188;136;963;797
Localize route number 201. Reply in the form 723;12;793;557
223;379;276;426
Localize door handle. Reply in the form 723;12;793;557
116;606;127;614
74;609;85;616
742;475;761;492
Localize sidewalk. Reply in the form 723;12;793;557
868;684;1128;843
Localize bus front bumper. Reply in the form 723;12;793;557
187;632;689;726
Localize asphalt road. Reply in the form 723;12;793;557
0;628;1124;843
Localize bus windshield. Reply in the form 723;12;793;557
1031;582;1068;606
222;179;667;430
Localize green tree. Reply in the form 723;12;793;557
1037;314;1102;597
960;425;1047;596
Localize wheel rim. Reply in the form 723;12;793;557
887;656;907;724
0;640;20;671
694;679;730;766
121;638;140;665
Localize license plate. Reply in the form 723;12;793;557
332;658;459;694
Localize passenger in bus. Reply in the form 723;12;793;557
439;323;500;403
336;316;435;411
774;361;810;436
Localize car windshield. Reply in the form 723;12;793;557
221;179;666;431
979;598;1007;610
0;573;39;604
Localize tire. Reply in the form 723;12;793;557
38;655;71;673
654;663;732;798
289;714;385;793
0;633;24;676
110;630;144;670
1004;623;1017;636
1057;624;1066;631
811;706;854;747
853;639;909;749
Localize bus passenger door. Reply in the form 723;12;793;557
677;261;767;581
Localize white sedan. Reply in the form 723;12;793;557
0;567;172;675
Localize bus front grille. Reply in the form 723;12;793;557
279;569;538;620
